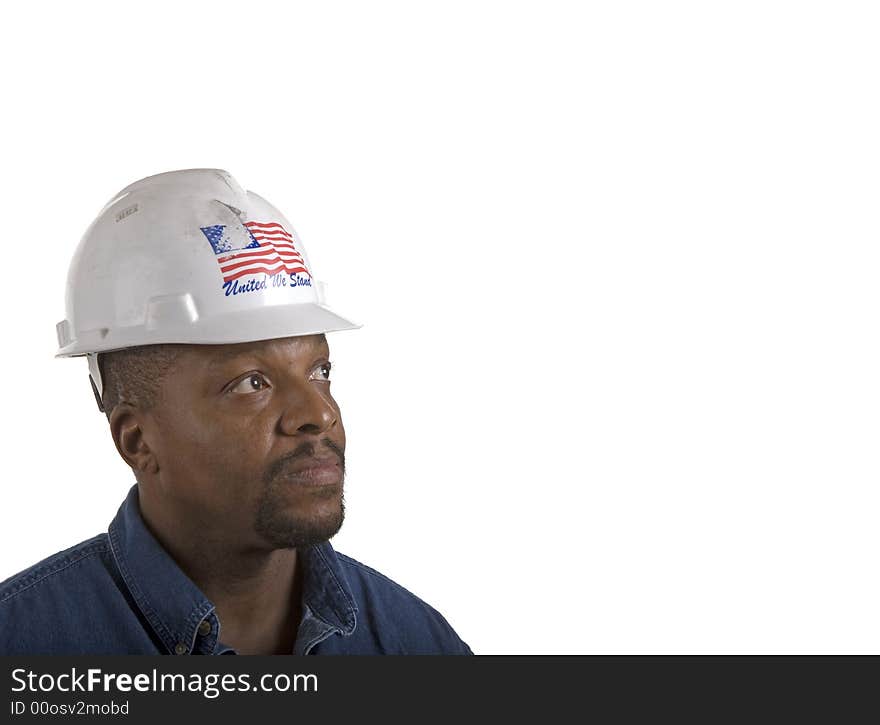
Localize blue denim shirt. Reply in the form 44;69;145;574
0;484;473;655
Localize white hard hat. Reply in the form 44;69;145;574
55;168;361;412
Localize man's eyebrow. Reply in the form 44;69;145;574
205;342;330;369
205;347;257;368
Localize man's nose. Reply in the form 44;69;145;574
277;378;338;436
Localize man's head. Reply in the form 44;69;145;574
101;333;345;551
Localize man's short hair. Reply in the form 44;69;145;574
98;344;185;419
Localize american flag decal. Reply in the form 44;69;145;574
200;221;311;284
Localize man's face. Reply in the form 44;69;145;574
146;334;345;551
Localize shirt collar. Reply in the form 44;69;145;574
108;483;357;654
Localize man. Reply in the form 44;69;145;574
0;169;472;655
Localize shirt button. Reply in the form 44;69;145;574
198;620;212;637
174;643;188;655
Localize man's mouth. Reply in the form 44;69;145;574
279;457;343;487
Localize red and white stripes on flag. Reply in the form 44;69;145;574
216;221;311;283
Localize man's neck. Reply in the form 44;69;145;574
198;548;303;655
139;494;304;654
209;558;303;654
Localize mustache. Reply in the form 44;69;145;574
263;438;345;484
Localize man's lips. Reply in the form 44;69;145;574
278;457;343;486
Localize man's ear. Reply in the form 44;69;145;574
108;403;159;476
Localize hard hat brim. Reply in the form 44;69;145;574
55;301;361;358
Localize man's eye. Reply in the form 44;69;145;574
229;373;270;394
312;362;332;382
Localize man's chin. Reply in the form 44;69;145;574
253;495;345;550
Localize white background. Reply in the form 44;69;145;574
1;1;878;654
